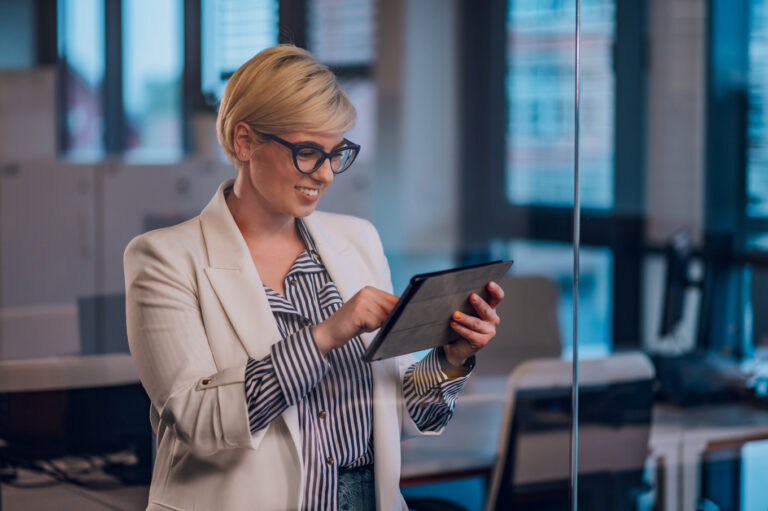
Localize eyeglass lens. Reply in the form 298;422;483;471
296;147;357;174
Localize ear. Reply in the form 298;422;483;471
233;122;254;161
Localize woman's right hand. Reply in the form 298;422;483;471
312;286;399;355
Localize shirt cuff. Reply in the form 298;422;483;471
437;346;475;379
409;348;451;396
270;327;329;406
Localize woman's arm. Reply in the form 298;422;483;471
244;327;328;432
125;234;268;457
401;348;473;432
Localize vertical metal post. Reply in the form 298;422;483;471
570;0;581;510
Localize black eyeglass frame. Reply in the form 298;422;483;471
262;133;361;175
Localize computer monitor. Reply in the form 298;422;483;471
659;231;694;337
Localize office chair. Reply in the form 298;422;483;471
406;352;654;511
487;352;655;511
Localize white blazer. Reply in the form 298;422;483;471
124;180;437;511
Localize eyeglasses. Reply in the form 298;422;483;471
262;133;361;175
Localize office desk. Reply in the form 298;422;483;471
650;403;768;511
400;376;768;511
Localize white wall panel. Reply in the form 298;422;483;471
0;161;97;358
100;161;235;294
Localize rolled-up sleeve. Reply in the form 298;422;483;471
245;327;329;432
125;235;255;457
402;348;473;432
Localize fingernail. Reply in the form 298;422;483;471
470;294;479;302
453;311;462;320
450;321;458;328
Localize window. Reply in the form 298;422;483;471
748;0;768;248
201;0;279;105
307;0;376;66
0;0;35;69
122;0;184;160
506;0;615;208
57;0;104;158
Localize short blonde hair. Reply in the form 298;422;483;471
216;45;356;164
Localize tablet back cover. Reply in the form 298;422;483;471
363;260;513;361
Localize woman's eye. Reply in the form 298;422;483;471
297;149;319;160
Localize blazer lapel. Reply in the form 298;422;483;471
199;181;303;464
199;181;282;360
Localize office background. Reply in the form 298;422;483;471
1;0;768;510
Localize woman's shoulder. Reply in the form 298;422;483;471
124;215;205;266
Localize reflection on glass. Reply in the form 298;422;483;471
57;0;104;159
494;239;612;358
307;0;376;65
122;0;183;161
506;0;615;208
201;0;278;104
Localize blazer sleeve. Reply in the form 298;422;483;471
124;233;256;457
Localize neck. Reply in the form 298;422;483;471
226;173;296;243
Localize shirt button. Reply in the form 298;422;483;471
303;319;311;327
326;456;334;465
318;410;327;420
201;377;212;385
289;279;298;286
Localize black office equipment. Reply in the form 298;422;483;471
659;230;697;337
0;355;152;486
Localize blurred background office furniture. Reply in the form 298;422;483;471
404;352;655;511
486;352;654;511
0;353;152;500
650;402;768;511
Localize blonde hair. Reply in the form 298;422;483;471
216;45;356;164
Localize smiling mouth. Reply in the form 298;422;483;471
295;186;319;197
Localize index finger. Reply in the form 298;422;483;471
364;286;400;305
486;281;505;309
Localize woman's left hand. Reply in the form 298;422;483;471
443;281;505;367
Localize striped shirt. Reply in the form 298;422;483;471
244;219;472;511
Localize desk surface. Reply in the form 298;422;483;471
400;375;768;483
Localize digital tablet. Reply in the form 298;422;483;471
361;260;513;362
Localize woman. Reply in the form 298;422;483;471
124;45;503;511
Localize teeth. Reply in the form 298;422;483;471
296;186;318;197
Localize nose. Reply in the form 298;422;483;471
312;157;335;184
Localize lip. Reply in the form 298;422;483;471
295;186;320;202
